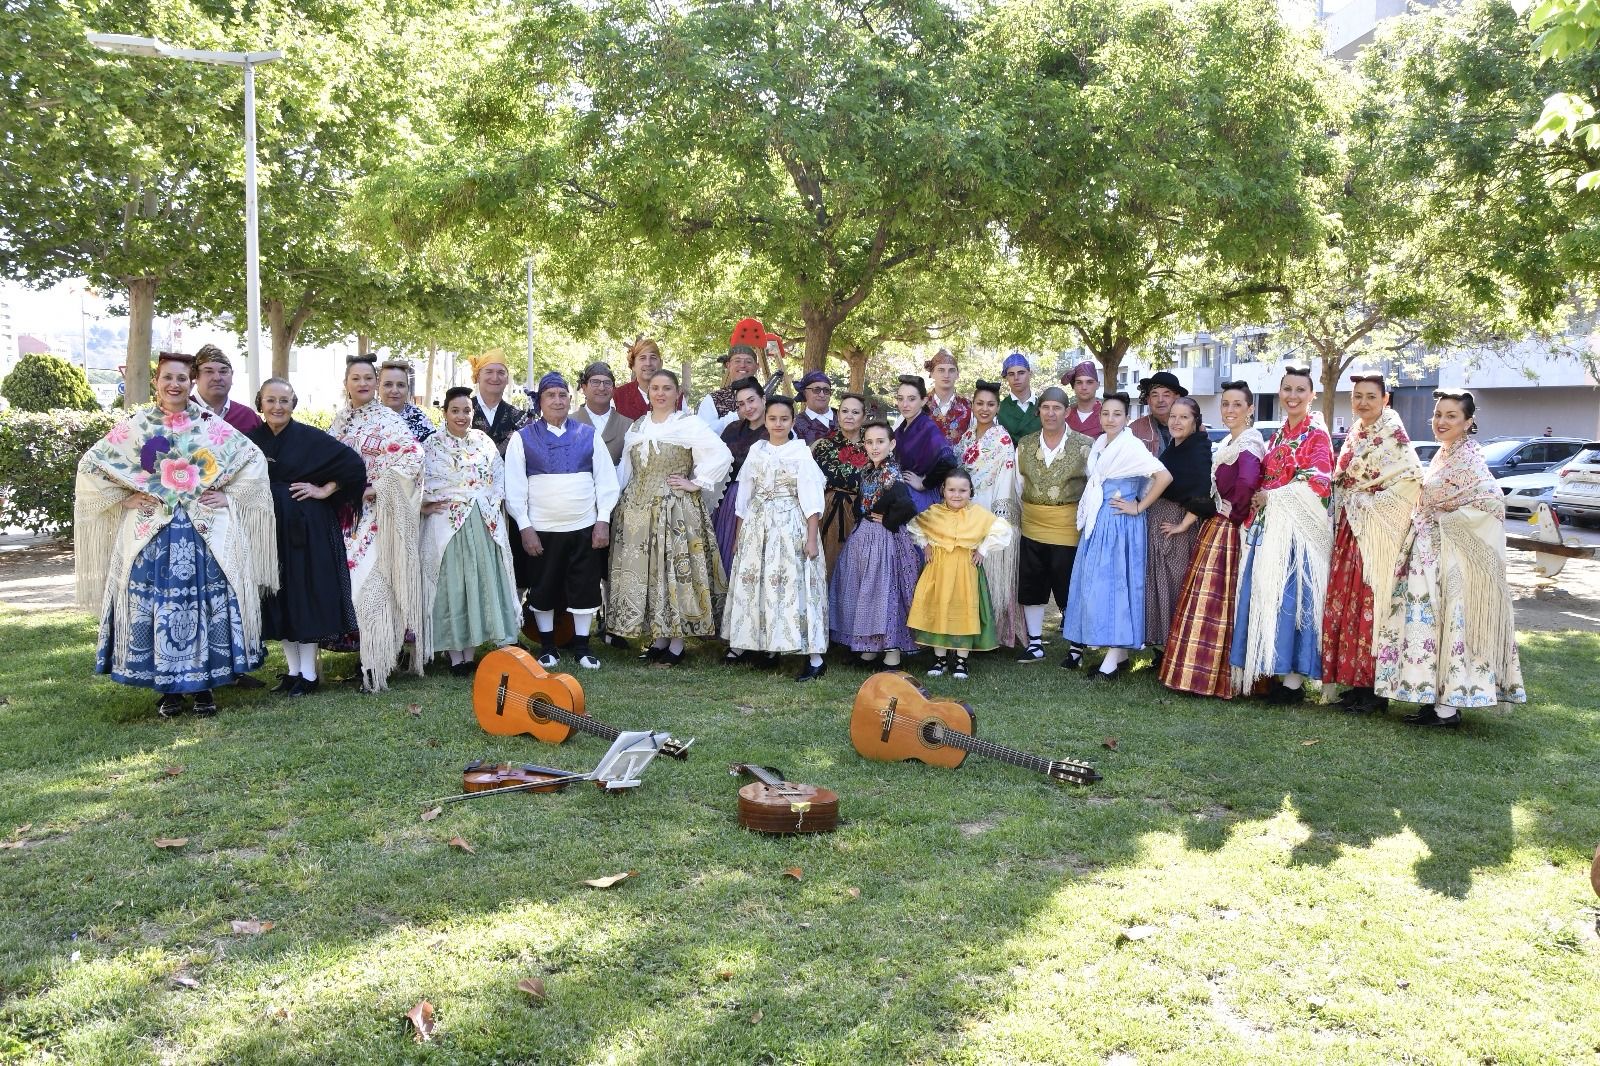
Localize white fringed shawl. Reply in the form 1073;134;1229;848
1332;408;1423;609
418;427;517;659
329;400;424;691
75;402;278;666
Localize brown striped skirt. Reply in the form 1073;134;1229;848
1158;514;1243;698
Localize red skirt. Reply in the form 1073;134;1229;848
1158;515;1242;699
1320;516;1377;687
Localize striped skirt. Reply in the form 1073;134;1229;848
1144;498;1199;648
1158;514;1242;698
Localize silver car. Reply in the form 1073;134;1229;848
1551;442;1600;525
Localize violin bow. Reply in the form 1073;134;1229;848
428;770;590;807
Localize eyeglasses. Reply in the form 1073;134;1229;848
806;385;834;395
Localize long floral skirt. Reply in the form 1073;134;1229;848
828;519;922;652
1320;517;1378;688
96;509;263;693
722;492;829;654
1158;515;1243;698
1144;498;1199;648
608;489;726;641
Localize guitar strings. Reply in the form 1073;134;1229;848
873;710;1094;775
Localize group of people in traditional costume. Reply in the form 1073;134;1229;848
76;328;1526;728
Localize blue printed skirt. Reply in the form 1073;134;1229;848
96;509;263;693
1060;476;1150;650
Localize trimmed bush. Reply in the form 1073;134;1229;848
0;408;119;536
1;353;102;413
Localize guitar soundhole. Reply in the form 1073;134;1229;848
919;719;945;749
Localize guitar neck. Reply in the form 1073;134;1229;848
528;697;621;743
942;731;1056;776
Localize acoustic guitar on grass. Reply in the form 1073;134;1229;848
729;763;840;835
472;646;694;759
850;672;1101;785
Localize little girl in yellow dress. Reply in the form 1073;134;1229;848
906;469;1013;680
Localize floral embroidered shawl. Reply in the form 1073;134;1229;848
1333;407;1422;592
420;427;516;658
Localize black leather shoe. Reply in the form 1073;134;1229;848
1266;682;1306;705
156;694;188;718
233;673;265;690
1086;665;1122;682
723;649;746;665
1017;641;1046;663
795;661;827;683
271;673;298;694
1059;648;1084;671
450;661;474;677
655;648;686;667
639;644;666;662
1422;710;1462;729
191;691;218;717
287;677;320;698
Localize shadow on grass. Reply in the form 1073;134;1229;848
2;610;1597;1062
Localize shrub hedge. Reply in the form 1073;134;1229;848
0;408;119;536
1;354;101;413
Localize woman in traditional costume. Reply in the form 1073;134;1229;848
1143;397;1213;667
957;380;1023;647
76;353;277;717
1158;381;1265;698
608;369;733;666
1060;393;1172;680
1230;367;1334;704
892;375;957;512
906;470;1013;680
1374;390;1525;727
327;355;425;691
711;378;769;573
829;421;922;670
379;359;435;443
1322;374;1423;713
924;349;972;444
249;379;365;697
812;392;869;578
420;387;520;676
722;396;830;681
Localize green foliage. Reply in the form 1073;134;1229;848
0;353;101;413
0;408;118;535
1515;0;1600;191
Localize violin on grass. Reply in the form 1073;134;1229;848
730;764;840;835
472;646;693;759
849;672;1101;786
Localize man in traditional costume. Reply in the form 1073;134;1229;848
570;361;629;465
1061;360;1103;440
507;372;621;670
1013;386;1093;665
77;352;278;717
192;345;262;434
793;369;839;445
468;349;528;455
1130;371;1185;457
997;352;1042;441
698;318;785;430
614;337;684;420
924;349;972;444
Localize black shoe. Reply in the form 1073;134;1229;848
639;644;667;662
1017;640;1045;663
723;649;747;665
156;694;188;718
1086;664;1123;682
287;677;320;698
926;653;949;678
271;673;298;694
1267;681;1306;706
233;673;265;690
191;690;218;717
575;652;601;670
951;657;970;680
1059;647;1085;671
655;648;686;667
601;632;631;649
1421;710;1462;729
450;661;474;677
1149;649;1164;672
795;661;827;682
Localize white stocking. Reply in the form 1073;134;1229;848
282;641;303;678
1023;604;1046;640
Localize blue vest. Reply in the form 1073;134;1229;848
520;419;596;476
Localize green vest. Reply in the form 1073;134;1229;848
998;395;1042;442
1016;430;1091;506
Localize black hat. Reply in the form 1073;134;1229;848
1137;371;1189;398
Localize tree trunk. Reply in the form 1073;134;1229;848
800;300;839;375
681;359;692;400
843;344;868;394
357;334;370;359
1316;344;1348;428
123;276;157;409
424;341;437;409
267;294;317;379
1095;337;1132;399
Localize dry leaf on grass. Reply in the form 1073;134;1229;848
749;1009;764;1025
516;977;547;1003
0;840;24;850
1118;924;1158;943
420;806;442;822
582;870;637;889
170;973;200;989
1301;738;1322;747
782;867;803;881
405;1000;436;1042
846;887;861;899
153;837;189;849
406;703;423;718
230;919;275;936
446;836;475;854
1102;737;1119;751
162;766;184;777
716;969;734;981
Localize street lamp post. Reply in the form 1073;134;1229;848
86;32;284;397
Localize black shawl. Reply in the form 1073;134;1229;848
1160;430;1216;518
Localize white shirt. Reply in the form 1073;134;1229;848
585;405;613;441
696;394;739;432
1035;429;1070;468
478;400;501;426
930;392;960;416
504;418;620;533
802;407;835;430
1009;391;1036;411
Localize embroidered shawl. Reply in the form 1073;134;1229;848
75;401;278;663
925;392;973;444
397;402;436;443
1333;408;1423;594
958;422;1018;523
328;400;425;690
419;427;517;658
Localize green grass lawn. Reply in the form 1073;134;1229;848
1;607;1597;1065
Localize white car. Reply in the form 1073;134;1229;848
1551;442;1600;525
1498;468;1563;518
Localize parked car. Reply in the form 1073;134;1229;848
1499;464;1568;519
1478;436;1587;480
1413;441;1441;465
1551;442;1600;525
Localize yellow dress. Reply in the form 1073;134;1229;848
906;504;1013;649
